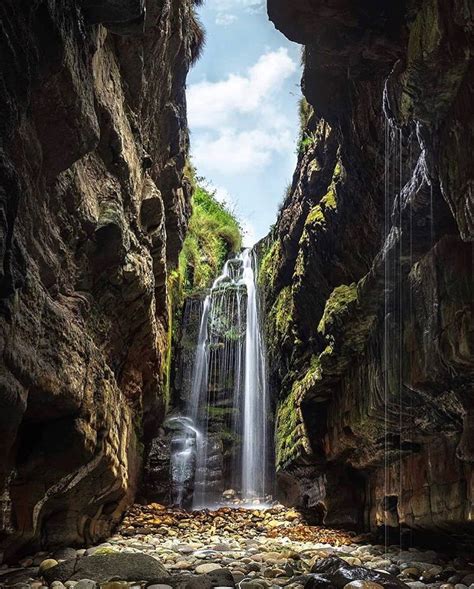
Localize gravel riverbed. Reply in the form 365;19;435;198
1;505;473;589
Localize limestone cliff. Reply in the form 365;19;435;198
0;0;201;558
263;0;473;542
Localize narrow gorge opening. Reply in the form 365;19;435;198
0;0;473;587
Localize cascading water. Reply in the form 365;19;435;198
241;252;269;500
174;248;271;509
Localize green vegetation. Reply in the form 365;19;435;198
178;179;242;296
164;167;243;405
296;97;317;154
273;287;293;339
297;131;317;154
258;240;282;296
275;354;322;469
267;286;294;354
298;96;313;130
304;159;342;231
293;354;322;399
318;283;358;338
305;204;326;227
275;387;304;470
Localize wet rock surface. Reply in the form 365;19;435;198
309;557;409;589
0;506;473;589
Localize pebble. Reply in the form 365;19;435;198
1;505;473;589
74;581;97;589
343;583;384;589
195;563;223;574
402;567;421;577
38;558;59;575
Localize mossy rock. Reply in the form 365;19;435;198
318;283;358;338
275;356;321;469
258;240;283;296
267;285;295;354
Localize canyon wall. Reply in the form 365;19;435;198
0;0;200;558
263;0;473;543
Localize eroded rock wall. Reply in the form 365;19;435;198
0;0;200;558
263;0;473;541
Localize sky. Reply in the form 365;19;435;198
187;0;302;246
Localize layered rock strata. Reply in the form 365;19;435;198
0;0;201;558
263;0;473;541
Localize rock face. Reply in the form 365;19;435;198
0;0;200;558
263;0;473;540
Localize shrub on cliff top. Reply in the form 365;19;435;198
178;180;242;295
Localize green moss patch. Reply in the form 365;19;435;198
304;159;342;232
275;355;321;470
258;240;282;296
275;387;305;471
318;283;358;338
269;286;294;342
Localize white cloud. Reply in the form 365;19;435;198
187;48;297;128
215;13;238;25
193;126;293;174
212;185;234;207
188;48;299;240
207;0;264;13
241;219;257;247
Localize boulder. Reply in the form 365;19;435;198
43;552;170;584
309;558;409;589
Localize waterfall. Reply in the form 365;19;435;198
241;250;268;499
175;248;270;509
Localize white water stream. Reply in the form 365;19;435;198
174;249;270;508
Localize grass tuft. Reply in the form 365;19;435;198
177;171;242;296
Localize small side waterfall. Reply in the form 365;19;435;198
173;248;271;508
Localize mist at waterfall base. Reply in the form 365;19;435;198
168;249;272;510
